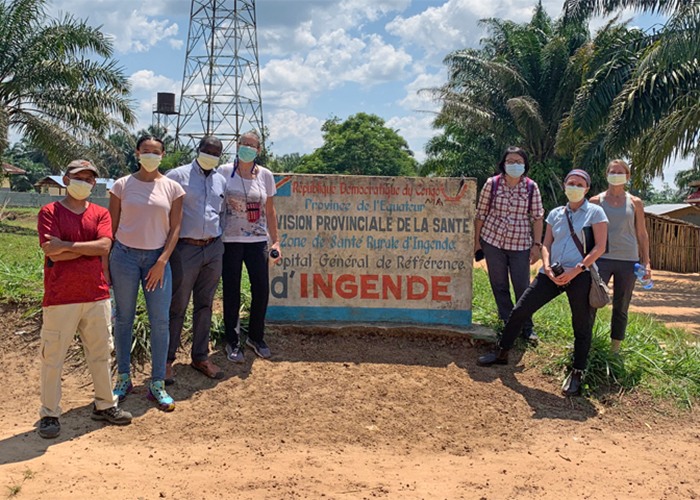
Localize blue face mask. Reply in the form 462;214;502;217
238;145;258;163
505;163;525;178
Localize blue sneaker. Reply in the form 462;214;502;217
225;343;244;363
113;373;133;402
245;338;271;358
147;380;175;412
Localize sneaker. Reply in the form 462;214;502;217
226;343;245;364
91;405;133;425
245;338;271;358
147;380;175;412
521;329;539;343
38;417;60;439
113;373;133;402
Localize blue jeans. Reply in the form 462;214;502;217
110;240;172;381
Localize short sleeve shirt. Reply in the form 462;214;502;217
165;162;226;240
218;164;277;243
110;175;185;250
542;200;608;273
475;175;545;251
38;202;112;307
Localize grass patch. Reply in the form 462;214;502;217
5;469;35;498
472;267;700;407
0;208;40;230
0;226;44;306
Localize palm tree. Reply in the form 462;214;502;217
423;2;590;206
0;0;134;169
561;0;700;181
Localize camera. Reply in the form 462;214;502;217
550;261;564;276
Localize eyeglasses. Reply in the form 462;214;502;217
239;142;258;148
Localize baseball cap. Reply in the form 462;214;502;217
65;160;98;176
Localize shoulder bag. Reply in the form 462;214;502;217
565;209;610;309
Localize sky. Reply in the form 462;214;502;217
48;0;691;186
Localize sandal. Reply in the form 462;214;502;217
191;359;224;380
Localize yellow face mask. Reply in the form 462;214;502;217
565;185;586;203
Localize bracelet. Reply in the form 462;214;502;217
533;242;542;248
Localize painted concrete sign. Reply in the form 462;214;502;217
268;174;476;328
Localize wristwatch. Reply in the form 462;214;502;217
576;263;587;272
533;242;543;248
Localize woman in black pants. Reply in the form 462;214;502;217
590;159;651;352
218;130;281;362
474;146;545;341
478;170;608;395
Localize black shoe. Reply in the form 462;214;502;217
477;345;509;366
562;369;584;396
91;405;133;425
521;329;539;343
38;417;60;439
245;338;271;358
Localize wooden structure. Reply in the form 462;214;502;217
34;176;66;195
645;212;700;273
2;163;26;191
644;203;700;226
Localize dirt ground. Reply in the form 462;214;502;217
1;272;700;500
628;270;700;334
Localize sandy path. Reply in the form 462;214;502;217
628;270;700;334
1;301;699;500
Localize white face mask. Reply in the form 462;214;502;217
565;185;586;203
197;152;220;171
66;179;94;200
505;163;525;179
607;173;627;186
139;153;162;172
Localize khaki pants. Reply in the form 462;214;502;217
40;299;117;418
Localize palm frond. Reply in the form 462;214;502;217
563;0;695;22
0;0;135;166
632;91;700;176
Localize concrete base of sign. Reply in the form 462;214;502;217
266;321;497;341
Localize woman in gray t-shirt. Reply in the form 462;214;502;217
590;159;651;352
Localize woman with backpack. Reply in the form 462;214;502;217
474;147;545;341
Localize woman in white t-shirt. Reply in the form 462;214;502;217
108;136;185;412
218;130;281;363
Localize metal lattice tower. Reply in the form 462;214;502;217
176;0;264;154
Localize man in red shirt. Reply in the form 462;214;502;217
37;160;132;439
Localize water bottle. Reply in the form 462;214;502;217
634;263;653;289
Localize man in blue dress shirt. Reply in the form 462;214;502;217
165;136;226;382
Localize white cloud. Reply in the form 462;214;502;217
129;70;179;93
168;39;185;50
344;35;412;86
386;0;563;60
53;0;182;53
267;110;324;152
398;71;446;111
386;114;438;160
258;0;411;56
262;30;412;107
